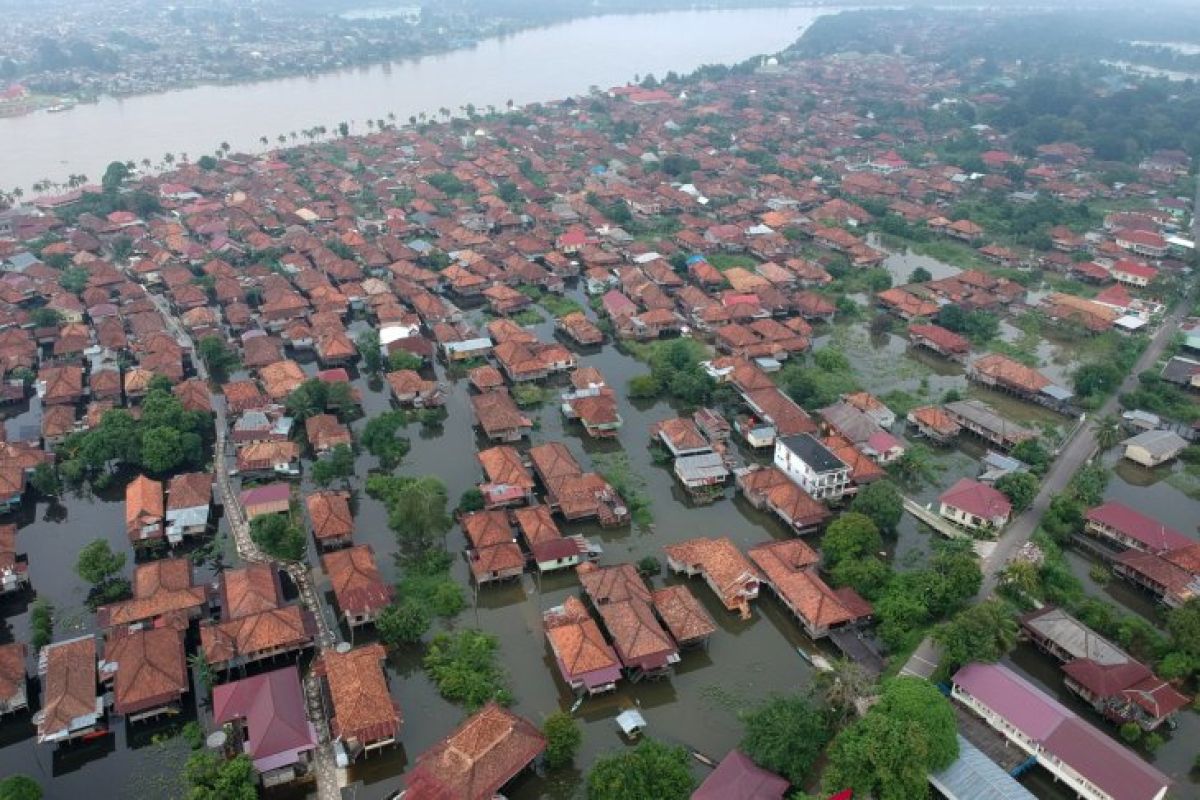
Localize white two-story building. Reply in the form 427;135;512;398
773;433;850;502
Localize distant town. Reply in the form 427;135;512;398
0;6;1198;800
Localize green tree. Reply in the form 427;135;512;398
457;487;485;513
849;480;903;534
28;599;53;650
0;775;42;800
627;373;661;399
933;600;1018;680
822;677;958;800
1011;438;1051;475
387;350;424;371
587;739;695;800
907;266;933;283
197;335;240;378
995;471;1039;513
29;307;61;328
740;694;830;785
423;629;512;710
76;538;125;585
29;462;61;497
821;512;882;568
377;601;430;647
1166;599;1200;662
141;426;188;473
876;584;931;651
361;411;411;469
367;475;452;553
831;556;892;601
356;330;383;373
101;160;131;192
927;544;982;617
183;752;257;800
543;711;582;769
887;442;939;487
311;444;354;487
249;514;306;561
59;267;89;294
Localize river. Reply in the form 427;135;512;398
0;6;837;194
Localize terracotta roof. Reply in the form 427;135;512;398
651;585;717;643
0;642;26;706
222;562;282;620
321;545;394;616
315;643;401;746
544;596;622;680
405;702;546;800
104;627;187;715
201;605;316;664
511;505;560;546
38;636;98;739
748;540;866;631
125;474;164;540
306;490;354;541
970;353;1052;393
98;559;206;627
167;472;211;510
662;537;761;612
471;389;532;437
477;446;535;490
578;563;650;605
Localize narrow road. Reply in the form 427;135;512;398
976;296;1190;597
149;291;343;800
903;293;1190;681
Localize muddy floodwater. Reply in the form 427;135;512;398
3;278;1196;798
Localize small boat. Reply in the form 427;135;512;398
46;103;75;113
690;750;717;767
797;646;833;672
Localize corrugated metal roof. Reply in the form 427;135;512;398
929;735;1036;800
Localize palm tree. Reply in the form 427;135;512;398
141;158;151;171
387;112;396;123
290;131;298;141
12;187;22;204
259;136;269;147
164;153;175;166
219;141;230;154
1095;414;1122;451
278;134;287;145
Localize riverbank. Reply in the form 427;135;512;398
0;6;838;195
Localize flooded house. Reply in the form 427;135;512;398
578;563;679;681
201;565;316;674
650;585;717;648
529;442;629;526
306;489;355;550
938;478;1013;533
461;509;525;584
99;627;188;722
663;537;761;618
512;504;591;573
1020;606;1189;731
476;445;537;508
240;482;291;520
314;644;402;762
543;595;623;695
125;474;164;547
951;663;1171;800
35;635;104;745
748;539;872;639
736;465;830;534
0;524;30;594
906;405;963;444
321;545;394;627
165;471;212;544
967;353;1074;412
96;558;207;629
212;666;319;787
402;703;545;800
0;643;28;716
1121;429;1187;468
942;399;1036;450
471;389;533;442
773;433;852;502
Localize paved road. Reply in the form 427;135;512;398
903;294;1191;680
149;292;343;800
976;297;1190;598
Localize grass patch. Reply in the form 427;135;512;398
423;629;512;710
510;308;545;325
593;451;654;528
911;240;987;270
708;253;758;272
512;383;549;407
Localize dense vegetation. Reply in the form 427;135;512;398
423;629;512;710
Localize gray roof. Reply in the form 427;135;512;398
1021;606;1128;666
819;400;881;445
1123;428;1187;457
673;452;730;482
944;399;1034;441
778;433;846;473
929;735;1037;800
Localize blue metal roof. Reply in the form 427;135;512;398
929;735;1037;800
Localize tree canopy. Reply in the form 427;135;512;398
249;514;306;561
543;711;583;769
366;474;452;553
995;471;1039;513
822;677;958;800
849;480;903;534
0;775;42;800
184;752;257;800
360;411;412;469
821;512;883;567
740;694;831;785
587;739;696;800
933;599;1019;680
423;629;512;710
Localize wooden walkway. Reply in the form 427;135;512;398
901;496;970;540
